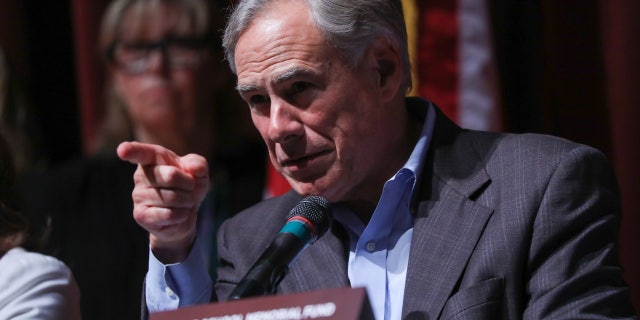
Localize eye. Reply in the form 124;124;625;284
291;81;310;94
250;94;269;105
246;94;271;115
283;80;316;108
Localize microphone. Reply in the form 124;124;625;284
228;195;333;300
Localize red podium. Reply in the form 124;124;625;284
150;287;373;320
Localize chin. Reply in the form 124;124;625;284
291;182;343;203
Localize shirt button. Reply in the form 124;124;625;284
366;242;376;252
165;286;175;297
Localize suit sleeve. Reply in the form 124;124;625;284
524;145;636;318
213;217;240;301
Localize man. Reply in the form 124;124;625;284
118;0;636;318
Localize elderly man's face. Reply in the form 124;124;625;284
234;0;402;203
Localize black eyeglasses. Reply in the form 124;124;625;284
108;37;212;74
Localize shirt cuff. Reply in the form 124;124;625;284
145;239;213;313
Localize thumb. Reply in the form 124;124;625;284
180;153;209;179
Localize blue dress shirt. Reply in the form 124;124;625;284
333;104;435;320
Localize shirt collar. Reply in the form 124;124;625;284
334;99;436;229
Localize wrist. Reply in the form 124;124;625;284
149;231;197;264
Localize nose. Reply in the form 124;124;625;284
145;49;169;74
268;98;304;143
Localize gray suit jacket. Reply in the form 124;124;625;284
215;99;636;319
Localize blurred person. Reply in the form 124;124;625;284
0;130;81;320
1;44;49;256
17;0;265;319
119;0;636;319
0;46;45;177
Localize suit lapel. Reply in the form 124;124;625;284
402;189;493;318
256;192;349;293
280;223;350;293
402;104;494;318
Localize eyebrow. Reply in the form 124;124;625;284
235;83;259;94
235;67;318;94
273;67;307;84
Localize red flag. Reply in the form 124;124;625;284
414;0;502;131
263;161;291;198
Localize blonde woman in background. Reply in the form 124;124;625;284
17;0;266;319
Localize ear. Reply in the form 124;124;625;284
366;36;404;102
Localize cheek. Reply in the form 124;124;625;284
170;73;195;95
114;76;144;103
330;116;371;165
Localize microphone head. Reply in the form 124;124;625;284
286;195;332;242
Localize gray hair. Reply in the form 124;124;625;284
223;0;412;89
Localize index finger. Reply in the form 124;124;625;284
117;141;182;168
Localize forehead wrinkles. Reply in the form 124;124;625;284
235;20;328;87
240;40;324;75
